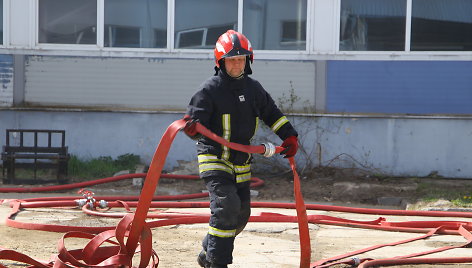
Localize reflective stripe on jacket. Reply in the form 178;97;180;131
186;70;298;165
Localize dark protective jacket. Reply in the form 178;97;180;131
186;70;298;165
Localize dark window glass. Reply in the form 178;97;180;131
411;0;472;51
244;0;307;50
175;0;236;49
177;29;205;48
340;0;406;51
205;24;235;47
105;26;140;48
281;21;306;43
38;0;97;44
105;0;167;48
154;29;167;48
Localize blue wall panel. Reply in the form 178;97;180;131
0;54;13;89
327;61;472;114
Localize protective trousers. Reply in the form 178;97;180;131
201;171;251;265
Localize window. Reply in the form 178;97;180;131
104;0;167;48
243;0;307;50
206;24;235;47
281;20;306;44
105;26;141;48
411;0;472;51
0;0;3;44
174;0;236;49
38;0;97;44
175;24;235;49
340;0;406;51
154;29;167;48
176;28;206;48
30;0;472;55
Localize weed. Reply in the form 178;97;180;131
415;181;472;205
252;82;312;175
68;153;142;179
451;196;472;207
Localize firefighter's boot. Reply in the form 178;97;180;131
210;263;228;268
197;250;210;267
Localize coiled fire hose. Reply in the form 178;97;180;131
0;119;311;268
123;119;311;268
2;119;472;267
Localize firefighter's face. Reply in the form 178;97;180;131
224;56;246;78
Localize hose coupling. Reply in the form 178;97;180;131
75;199;87;207
350;257;361;266
261;142;276;157
97;200;108;209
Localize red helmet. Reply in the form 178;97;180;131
214;30;253;68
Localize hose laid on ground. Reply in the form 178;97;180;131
2;119;472;267
6;197;472;234
4;195;472;267
0;119;311;268
0;173;265;194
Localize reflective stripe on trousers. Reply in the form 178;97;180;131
198;154;251;183
199;159;252;265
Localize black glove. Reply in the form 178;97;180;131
183;116;202;140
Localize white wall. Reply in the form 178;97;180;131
7;0;33;48
2;110;472;178
24;56;315;112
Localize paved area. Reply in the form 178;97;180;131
2;196;472;267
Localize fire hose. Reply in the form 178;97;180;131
1;119;472;267
0;119;309;268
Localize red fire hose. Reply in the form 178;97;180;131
0;119;311;268
1;119;472;267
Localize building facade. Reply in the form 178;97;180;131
1;0;471;178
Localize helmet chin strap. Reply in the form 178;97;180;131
230;70;245;80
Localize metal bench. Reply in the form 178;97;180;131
1;129;70;184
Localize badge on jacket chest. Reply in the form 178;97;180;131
239;95;245;102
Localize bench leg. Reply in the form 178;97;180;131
57;160;69;184
2;161;9;184
4;159;15;184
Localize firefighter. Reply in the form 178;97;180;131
183;30;298;268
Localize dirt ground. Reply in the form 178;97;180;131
2;166;472;267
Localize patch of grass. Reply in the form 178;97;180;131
451;196;472;207
416;181;472;204
68;153;142;179
11;168;56;180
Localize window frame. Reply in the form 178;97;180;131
34;0;171;53
31;0;312;58
24;0;472;60
335;0;472;56
1;0;7;47
34;0;100;50
175;27;207;49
